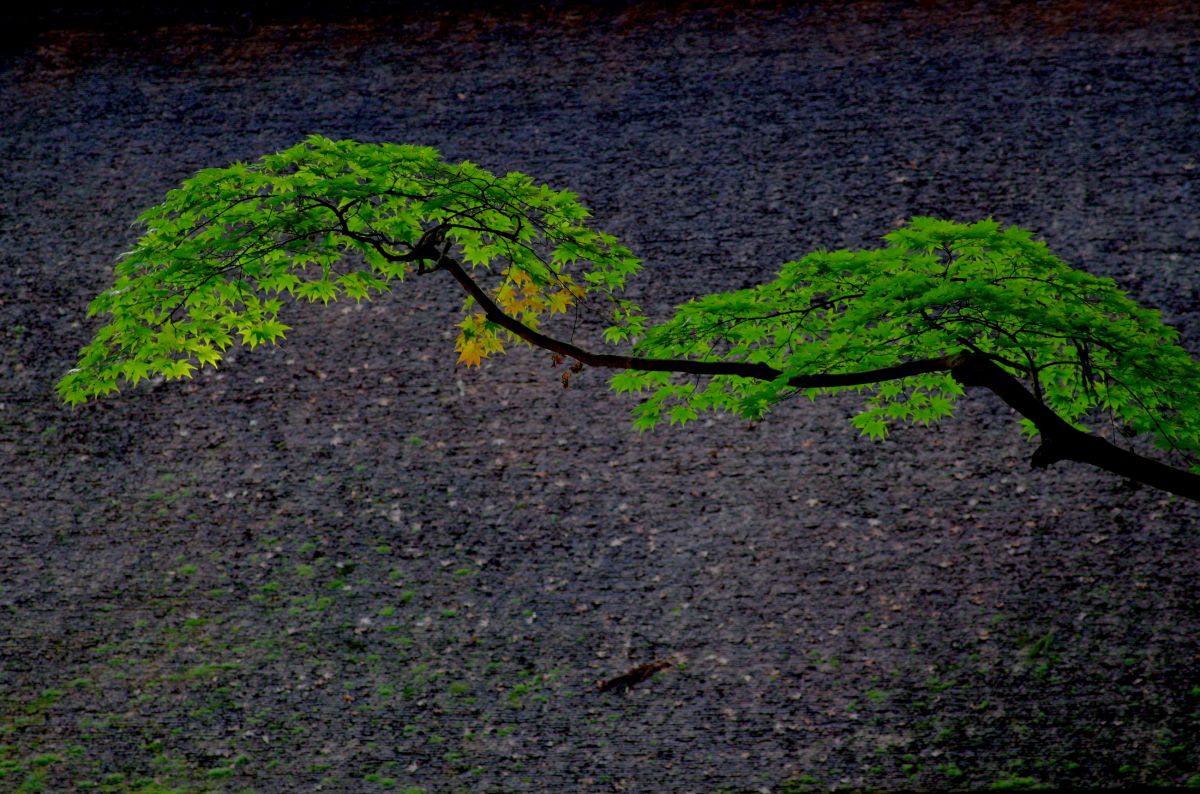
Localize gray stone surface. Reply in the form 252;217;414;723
2;2;1199;791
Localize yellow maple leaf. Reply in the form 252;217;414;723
455;312;506;365
547;290;573;315
480;329;505;354
456;337;484;367
496;282;519;313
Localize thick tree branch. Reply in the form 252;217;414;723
437;254;1200;502
950;356;1200;501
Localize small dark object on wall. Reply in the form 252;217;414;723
596;658;674;693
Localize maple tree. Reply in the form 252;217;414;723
59;137;1200;501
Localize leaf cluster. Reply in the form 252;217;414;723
58;136;640;404
618;218;1200;464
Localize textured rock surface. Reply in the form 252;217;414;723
2;2;1199;791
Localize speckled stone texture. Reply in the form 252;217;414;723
2;2;1199;791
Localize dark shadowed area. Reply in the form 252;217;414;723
2;2;1199;791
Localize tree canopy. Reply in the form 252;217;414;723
59;136;1200;500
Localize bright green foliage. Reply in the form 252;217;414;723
60;142;1200;469
617;218;1200;462
57;135;640;404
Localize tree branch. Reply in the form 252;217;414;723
438;255;959;388
949;356;1200;501
436;254;1200;502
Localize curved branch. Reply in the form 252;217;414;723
950;356;1200;501
438;254;1200;502
438;255;959;389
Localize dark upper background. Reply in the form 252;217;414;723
2;2;1199;791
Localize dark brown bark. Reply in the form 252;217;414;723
949;356;1200;501
439;256;960;388
434;254;1200;503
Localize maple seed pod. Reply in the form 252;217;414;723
561;371;571;389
